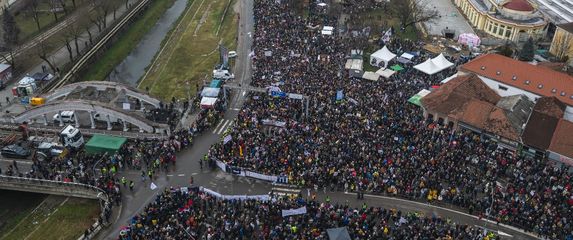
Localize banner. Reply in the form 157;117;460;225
281;206;307;217
150;182;158;190
246;171;278;182
223;135;232;144
220;45;229;68
201;187;271;201
262;119;287;127
382;28;392;43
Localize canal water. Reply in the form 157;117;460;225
108;0;188;87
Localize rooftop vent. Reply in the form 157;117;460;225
496;71;501;75
537;84;543;89
524;80;530;85
481;66;486;70
561;91;566;96
512;75;517;80
552;88;557;93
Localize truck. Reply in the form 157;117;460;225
213;69;234;80
59;125;84;149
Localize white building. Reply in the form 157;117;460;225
459;53;573;121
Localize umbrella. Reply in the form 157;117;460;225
390;64;404;71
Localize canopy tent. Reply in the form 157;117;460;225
210;80;222;88
413;53;454;75
408;89;431;106
85;135;127;154
369;46;396;68
375;68;396;78
400;52;414;60
348;69;364;79
201;87;221;97
327;227;351;240
390;64;404;71
200;97;218;109
458;33;481;47
345;59;363;70
362;71;380;81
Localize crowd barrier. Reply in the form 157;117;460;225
199;186;270;201
215;160;288;184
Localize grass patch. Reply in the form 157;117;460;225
349;7;418;41
138;0;238;100
81;0;177;82
0;196;99;240
13;0;78;42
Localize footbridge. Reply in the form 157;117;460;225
42;81;161;108
12;100;170;134
0;175;109;200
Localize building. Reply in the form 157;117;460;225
421;74;534;149
454;0;547;42
530;0;573;25
0;63;12;84
459;53;573;121
549;22;573;62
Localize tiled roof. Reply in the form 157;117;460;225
522;111;560;150
549;119;573;159
503;0;534;12
532;97;566;118
421;74;501;115
460;54;573;106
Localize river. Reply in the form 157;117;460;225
108;0;188;87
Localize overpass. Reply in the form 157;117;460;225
11;100;170;134
43;81;161;108
0;175;108;200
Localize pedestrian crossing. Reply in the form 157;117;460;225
270;186;301;197
213;119;233;135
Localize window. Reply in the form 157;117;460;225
505;28;512;38
498;85;508;91
498;26;505;36
493;26;498;34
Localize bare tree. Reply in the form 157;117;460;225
34;39;57;73
391;0;438;29
27;0;42;31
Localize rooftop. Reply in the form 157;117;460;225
548;119;573;159
522;111;560;150
503;0;534;12
460;54;573;106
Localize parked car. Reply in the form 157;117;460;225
1;145;31;159
228;51;237;58
53;111;75;123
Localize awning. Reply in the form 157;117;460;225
390;64;404;71
362;71;380;81
344;59;363;70
85;135;127;154
408;89;431;106
201;87;221;97
200;97;218;109
375;68;396;78
210;80;222;88
400;52;414;60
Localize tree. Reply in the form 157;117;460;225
391;0;438;29
498;41;514;58
519;37;535;61
2;8;20;49
27;0;42;32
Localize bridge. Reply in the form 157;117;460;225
0;175;109;200
11;100;170;134
43;81;161;108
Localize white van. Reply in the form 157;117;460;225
94;113;123;124
53;111;75;123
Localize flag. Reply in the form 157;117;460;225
382;28;392;43
239;145;243;156
336;90;344;101
223;135;232;144
150;182;158;190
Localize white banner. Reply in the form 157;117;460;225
201;187;271;201
281;206;307;217
216;161;226;171
223;135;232;144
246;171;278;182
262;119;286;127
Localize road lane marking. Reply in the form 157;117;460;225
177;174;185;177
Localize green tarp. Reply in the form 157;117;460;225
408;89;431;107
390;64;404;71
210;80;222;88
85;135;127;154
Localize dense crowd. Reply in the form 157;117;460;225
205;0;573;238
119;186;496;240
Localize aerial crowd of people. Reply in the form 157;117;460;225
203;0;573;239
119;186;496;240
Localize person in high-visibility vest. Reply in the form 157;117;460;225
121;177;127;187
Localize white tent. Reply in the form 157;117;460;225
200;97;218;109
201;87;221;97
413;53;454;75
345;59;363;70
375;68;396;79
362;71;380;81
369;46;396;68
400;52;414;60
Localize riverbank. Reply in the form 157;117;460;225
81;0;177;82
138;0;239;100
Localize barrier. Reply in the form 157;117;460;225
215;160;287;184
